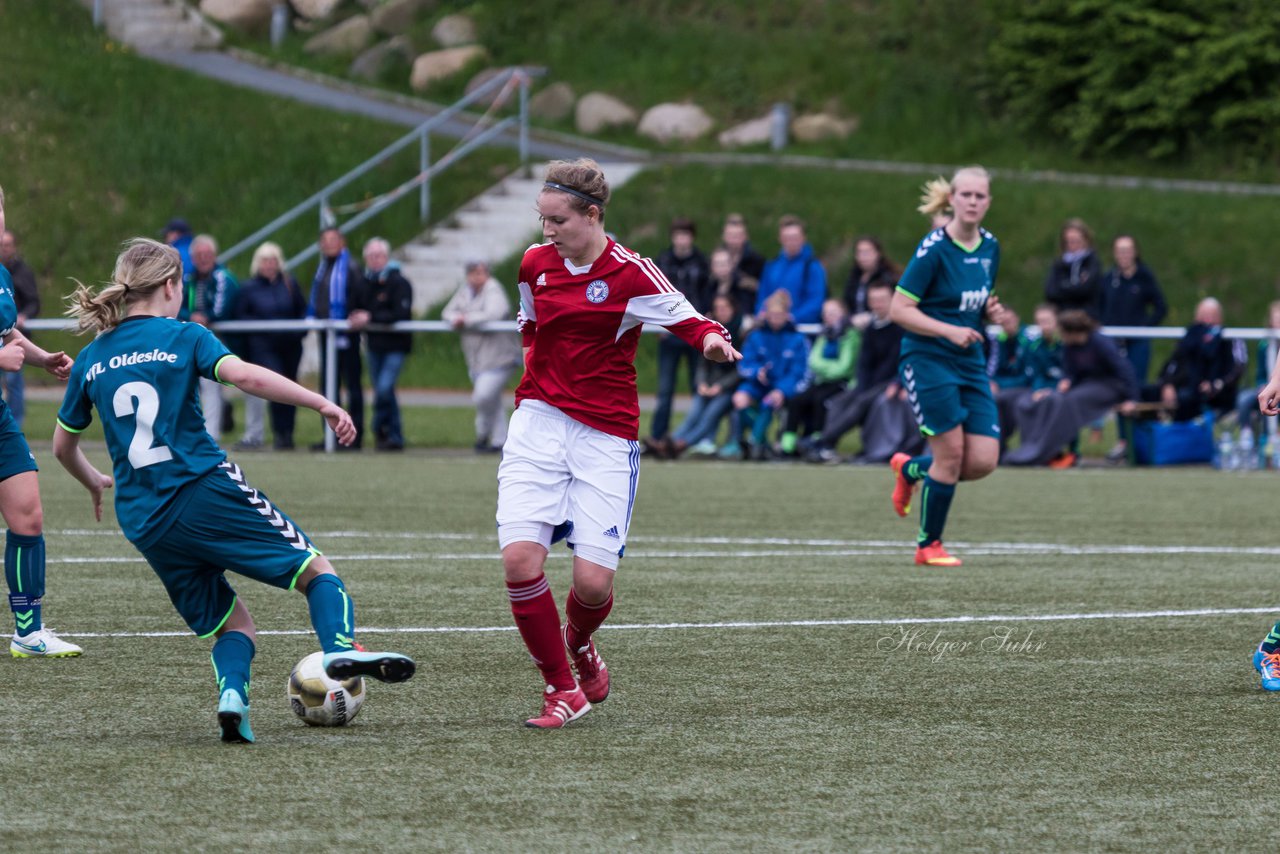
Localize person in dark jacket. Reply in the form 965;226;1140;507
307;227;367;450
1005;310;1138;467
1044;218;1103;317
646;217;712;450
236;241;307;450
1134;297;1246;423
708;246;755;322
720;213;766;312
663;295;744;458
349;238;413;451
183;234;239;443
843;235;899;328
0;229;39;429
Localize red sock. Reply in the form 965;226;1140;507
565;587;613;652
507;574;574;691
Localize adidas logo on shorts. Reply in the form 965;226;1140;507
603;526;620;540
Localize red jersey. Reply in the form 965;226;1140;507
514;239;729;440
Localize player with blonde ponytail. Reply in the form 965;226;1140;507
53;238;415;743
888;166;1010;567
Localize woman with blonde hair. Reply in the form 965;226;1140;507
53;238;415;743
888;166;1009;567
0;185;82;658
236;241;307;450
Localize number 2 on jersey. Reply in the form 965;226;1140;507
113;381;173;468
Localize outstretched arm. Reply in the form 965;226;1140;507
4;329;72;379
52;426;113;522
216;356;356;445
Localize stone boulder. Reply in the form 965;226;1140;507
291;0;345;20
432;13;476;47
637;102;713;143
529;82;575;122
349;35;415;80
790;112;858;143
304;14;373;55
200;0;274;30
410;45;488;91
370;0;424;35
574;92;638;135
718;114;773;148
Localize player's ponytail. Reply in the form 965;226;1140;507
917;165;991;217
66;238;182;335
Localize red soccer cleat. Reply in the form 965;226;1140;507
524;683;591;729
890;452;918;518
915;541;962;567
564;628;610;704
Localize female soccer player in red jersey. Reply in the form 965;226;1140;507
497;159;741;728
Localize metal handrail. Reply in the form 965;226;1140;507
218;66;542;268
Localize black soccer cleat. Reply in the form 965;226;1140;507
323;650;416;683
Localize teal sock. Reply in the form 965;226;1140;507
1262;622;1280;653
918;476;956;546
306;574;356;654
903;455;933;484
6;531;45;636
211;631;255;705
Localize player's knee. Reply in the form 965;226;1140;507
8;506;42;537
961;457;997;481
502;541;548;582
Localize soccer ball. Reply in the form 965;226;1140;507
286;651;365;727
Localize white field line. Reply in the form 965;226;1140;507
62;605;1280;639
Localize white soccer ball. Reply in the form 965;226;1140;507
286;651;366;727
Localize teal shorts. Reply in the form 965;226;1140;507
900;353;1000;439
0;403;38;483
139;461;319;637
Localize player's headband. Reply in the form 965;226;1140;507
543;181;605;210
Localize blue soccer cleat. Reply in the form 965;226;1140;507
323;650;416;684
217;689;255;744
1255;645;1280;692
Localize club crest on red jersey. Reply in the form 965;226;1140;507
585;279;609;303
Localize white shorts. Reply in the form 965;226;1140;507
496;400;641;571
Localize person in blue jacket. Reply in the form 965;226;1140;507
730;289;810;460
753;215;827;326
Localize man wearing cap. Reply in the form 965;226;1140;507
442;260;521;453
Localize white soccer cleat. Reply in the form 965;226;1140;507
10;627;84;658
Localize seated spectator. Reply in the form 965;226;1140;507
1003;305;1065;451
349;238;414;451
720;213;766;311
708;246;755;322
1132;297;1246;423
754;215;826;326
1044;218;1102;317
987;306;1031;452
843;235;899;330
805;282;905;462
730;290;810;460
235;241;307;450
1233;300;1280;456
442;260;522;453
1004;310;1137;467
182;233;239;442
780;299;858;457
663;295;743;458
0;228;39;429
647;218;712;453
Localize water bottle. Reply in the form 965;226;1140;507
1240;427;1258;470
1216;432;1236;470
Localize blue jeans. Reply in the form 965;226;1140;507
2;367;23;429
367;349;406;445
671;391;734;446
651;335;697;440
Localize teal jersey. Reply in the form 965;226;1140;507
896;227;1000;370
57;316;235;548
0;264;21;336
